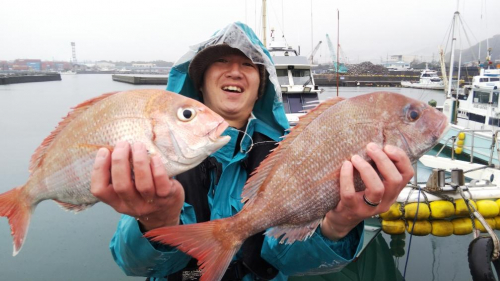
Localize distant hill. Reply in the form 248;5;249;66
446;34;500;64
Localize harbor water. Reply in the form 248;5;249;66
0;75;481;280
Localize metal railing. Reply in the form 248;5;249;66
435;128;500;166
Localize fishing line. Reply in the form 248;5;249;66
403;186;421;278
228;127;276;155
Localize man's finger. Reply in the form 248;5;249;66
151;155;173;198
366;143;402;186
90;148;120;204
111;141;142;203
132;142;155;200
351;154;384;206
384;145;414;183
339;160;356;209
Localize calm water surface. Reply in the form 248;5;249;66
0;75;477;280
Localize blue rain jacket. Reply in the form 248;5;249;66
109;22;364;280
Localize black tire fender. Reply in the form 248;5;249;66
468;236;500;281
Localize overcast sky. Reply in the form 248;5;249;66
1;0;499;64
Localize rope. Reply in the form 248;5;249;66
403;187;421;278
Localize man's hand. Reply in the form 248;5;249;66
90;141;185;231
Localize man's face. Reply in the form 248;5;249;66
200;53;260;127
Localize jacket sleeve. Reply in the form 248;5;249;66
109;214;192;277
261;222;364;275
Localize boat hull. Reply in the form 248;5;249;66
401;81;444;90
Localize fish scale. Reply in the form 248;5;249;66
145;91;450;281
0;89;230;256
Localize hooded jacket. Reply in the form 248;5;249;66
109;22;364;281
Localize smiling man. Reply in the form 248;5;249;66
189;45;265;129
91;22;413;281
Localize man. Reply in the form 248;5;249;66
91;22;413;280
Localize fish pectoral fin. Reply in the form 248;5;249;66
265;218;323;244
53;200;95;213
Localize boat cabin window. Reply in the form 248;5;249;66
422;74;430;77
473;90;491;104
291;69;311;85
480;78;488;82
494;92;500;106
282;93;319;114
276;69;289;85
491;78;500;82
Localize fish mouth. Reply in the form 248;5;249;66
208;120;230;143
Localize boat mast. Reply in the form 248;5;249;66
336;9;340;97
262;0;267;47
446;7;459;99
310;0;313;63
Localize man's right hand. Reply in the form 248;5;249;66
90;141;185;231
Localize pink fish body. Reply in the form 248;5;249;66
145;92;450;281
0;89;230;256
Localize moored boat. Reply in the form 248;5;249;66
401;67;445;90
267;36;322;126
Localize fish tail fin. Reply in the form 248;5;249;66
145;219;242;281
0;186;33;256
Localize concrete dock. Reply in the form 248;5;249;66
0;73;61;85
112;75;168;85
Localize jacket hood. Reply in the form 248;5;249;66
166;22;289;136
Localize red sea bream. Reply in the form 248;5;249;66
0;89;230;256
145;91;450;281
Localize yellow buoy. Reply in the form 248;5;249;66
455;199;477;216
456;140;464;146
477;200;500;218
455;147;463;154
431;220;454;237
404;203;430;220
495;199;500;211
452;218;473;235
382;220;405;235
495;216;500;230
458;132;466;140
430;201;455;219
380;203;402;220
406;220;431;236
475;218;496;232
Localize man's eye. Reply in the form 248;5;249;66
243;62;255;68
216;58;228;63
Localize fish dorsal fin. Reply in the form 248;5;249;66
241;97;345;207
296;97;345;125
28;92;119;172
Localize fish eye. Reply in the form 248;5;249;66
407;109;420;122
177;108;197;122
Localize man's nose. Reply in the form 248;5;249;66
225;62;243;78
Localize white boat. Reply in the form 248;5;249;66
418;8;500;175
401;68;445;90
267;36;322;126
438;68;500;164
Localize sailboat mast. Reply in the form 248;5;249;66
262;0;267;47
336;9;340;97
310;0;313;62
446;9;459;98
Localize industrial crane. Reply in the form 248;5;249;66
325;34;348;73
308;41;322;64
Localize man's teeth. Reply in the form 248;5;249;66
223;86;242;93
